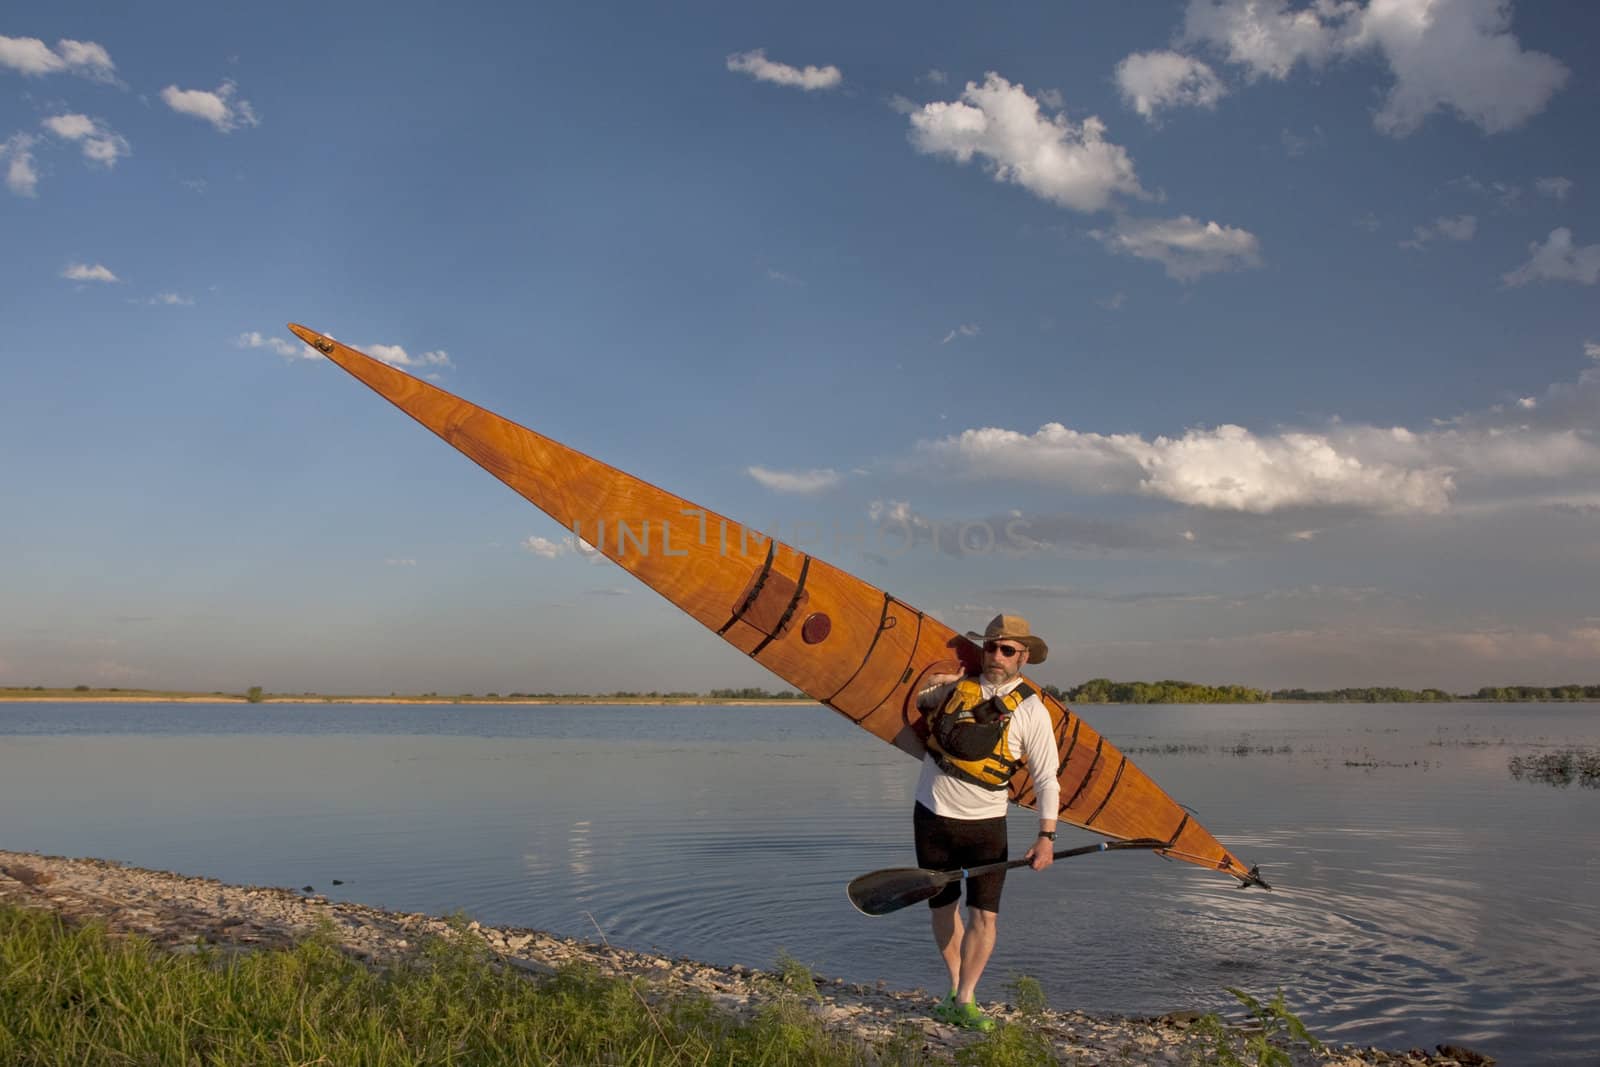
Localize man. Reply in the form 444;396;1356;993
914;614;1060;1031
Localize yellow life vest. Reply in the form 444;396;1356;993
926;678;1038;790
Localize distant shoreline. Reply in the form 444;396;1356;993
0;692;811;707
3;687;1596;706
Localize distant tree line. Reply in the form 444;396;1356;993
497;688;803;700
1047;681;1600;704
1269;685;1600;702
1466;685;1600;701
1269;687;1455;703
380;682;1599;704
1043;679;1271;704
13;681;1598;704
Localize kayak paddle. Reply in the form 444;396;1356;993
847;838;1170;916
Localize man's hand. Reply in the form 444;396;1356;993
1024;838;1054;871
915;672;965;710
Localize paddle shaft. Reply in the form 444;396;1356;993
944;838;1169;884
846;837;1179;915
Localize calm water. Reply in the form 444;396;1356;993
2;701;1597;1063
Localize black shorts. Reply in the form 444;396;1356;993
913;801;1008;912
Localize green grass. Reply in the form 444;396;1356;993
0;905;916;1066
1189;989;1322;1067
0;903;1331;1066
953;976;1054;1067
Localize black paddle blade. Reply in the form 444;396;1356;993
846;866;958;916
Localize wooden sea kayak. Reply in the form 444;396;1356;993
288;323;1267;888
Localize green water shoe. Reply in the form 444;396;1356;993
950;999;996;1032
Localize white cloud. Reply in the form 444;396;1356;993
1503;228;1600;287
1;132;38;196
42;113;129;167
0;35;63;76
992;585;1222;605
41;113;94;139
520;533;601;562
868;499;914;526
1452;174;1522;209
1179;0;1568;136
364;344;453;369
1432;214;1477;240
1534;176;1573;201
922;69;948;85
62;262;118;283
56;39;115;76
237;330;319;359
521;536;568;559
1078;623;1600;688
384;558;417;567
149;292;194;306
1399;213;1477;250
747;466;843;493
726;49;842;91
1417;626;1600;663
1115;50;1227;121
1182;0;1349;79
0;35;116;81
918;347;1600;516
1356;0;1569;136
908;73;1144;214
940;323;979;344
161;80;259;132
1089;214;1262;281
921;421;1455;514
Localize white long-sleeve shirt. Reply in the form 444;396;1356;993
915;676;1061;820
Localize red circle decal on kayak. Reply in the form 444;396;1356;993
801;613;831;644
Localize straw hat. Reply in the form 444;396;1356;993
966;613;1048;664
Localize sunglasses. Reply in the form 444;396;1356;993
983;641;1025;658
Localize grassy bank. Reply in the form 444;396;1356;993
0;904;919;1066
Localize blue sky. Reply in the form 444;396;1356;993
3;1;1597;695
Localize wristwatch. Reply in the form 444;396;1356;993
1037;829;1056;841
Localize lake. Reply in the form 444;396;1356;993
2;700;1597;1063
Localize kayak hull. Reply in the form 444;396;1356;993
287;323;1262;886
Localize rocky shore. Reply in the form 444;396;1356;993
0;850;1482;1066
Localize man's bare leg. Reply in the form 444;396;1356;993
955;907;998;1003
930;901;963;993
